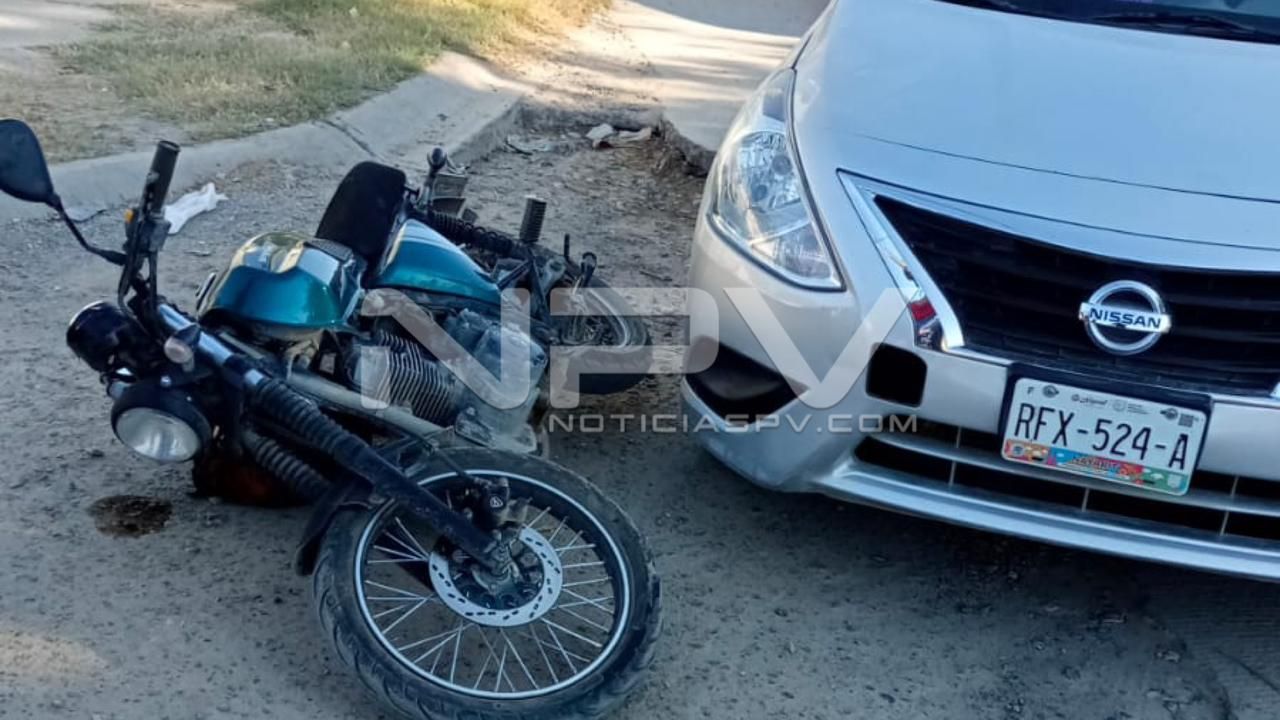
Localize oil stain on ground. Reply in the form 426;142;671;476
88;495;172;537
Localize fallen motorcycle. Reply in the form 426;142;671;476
0;119;660;720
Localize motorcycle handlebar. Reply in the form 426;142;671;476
143;141;181;218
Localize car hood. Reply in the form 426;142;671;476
793;0;1280;251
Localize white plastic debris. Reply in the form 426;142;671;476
164;183;228;235
585;123;616;148
614;126;655;146
506;135;551;155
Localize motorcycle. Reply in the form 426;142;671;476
0;119;660;720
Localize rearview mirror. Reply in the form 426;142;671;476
0;119;58;207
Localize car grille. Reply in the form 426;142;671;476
856;418;1280;545
877;197;1280;394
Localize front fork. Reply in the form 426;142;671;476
291;438;517;577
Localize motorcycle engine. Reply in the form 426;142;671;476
340;309;546;454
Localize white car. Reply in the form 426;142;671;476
683;0;1280;579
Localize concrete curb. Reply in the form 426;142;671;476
2;52;528;221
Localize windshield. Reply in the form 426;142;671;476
936;0;1280;42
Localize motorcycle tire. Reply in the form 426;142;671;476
543;247;653;396
310;448;661;720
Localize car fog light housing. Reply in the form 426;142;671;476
110;382;210;463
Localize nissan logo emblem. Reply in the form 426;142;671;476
1078;280;1172;356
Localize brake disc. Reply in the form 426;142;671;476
427;526;563;628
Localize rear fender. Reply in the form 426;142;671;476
293;481;371;576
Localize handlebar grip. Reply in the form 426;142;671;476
144;140;181;217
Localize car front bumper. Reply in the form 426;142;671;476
683;184;1280;582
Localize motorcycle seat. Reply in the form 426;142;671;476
315;161;407;279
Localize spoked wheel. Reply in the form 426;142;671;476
541;247;652;396
311;449;660;720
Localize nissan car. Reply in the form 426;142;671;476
682;0;1280;579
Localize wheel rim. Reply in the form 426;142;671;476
557;286;633;349
353;468;631;700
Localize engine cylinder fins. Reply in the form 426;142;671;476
343;330;464;425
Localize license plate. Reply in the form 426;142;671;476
1001;379;1208;496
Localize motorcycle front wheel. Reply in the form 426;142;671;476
311;448;661;720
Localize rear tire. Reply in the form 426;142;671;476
310;449;661;720
546;249;653;396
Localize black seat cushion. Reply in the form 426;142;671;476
315;161;407;267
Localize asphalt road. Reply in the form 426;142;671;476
1;134;1275;720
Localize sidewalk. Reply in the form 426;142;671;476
0;0;827;217
611;0;828;163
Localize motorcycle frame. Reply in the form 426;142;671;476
63;142;519;575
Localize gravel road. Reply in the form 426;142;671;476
0;132;1272;720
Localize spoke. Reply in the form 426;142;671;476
476;629;515;693
373;598;436;620
501;629;538;690
448;623;467;684
547;516;569;544
493;641;510;692
557;596;615;612
562;561;606;570
528;623;560;684
552;604;612;632
393;518;435;559
430;620;466;675
368;557;431;565
517;625;591;661
539;622;581;673
372;544;423;562
526;505;551;531
561;589;615;612
473;629;501;690
563;578;611;589
554;529;584;551
398;625;468;654
542;619;604;649
411;626;464;665
380;599;426;634
365;580;431;600
556;542;596;555
383;526;429;559
473;647;492;690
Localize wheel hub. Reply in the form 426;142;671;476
428;526;563;627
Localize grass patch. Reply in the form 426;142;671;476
57;0;606;142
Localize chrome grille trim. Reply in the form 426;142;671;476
875;195;1280;394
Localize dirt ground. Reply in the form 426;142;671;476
2;127;1276;719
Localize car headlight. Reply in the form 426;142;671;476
707;69;841;290
111;382;210;463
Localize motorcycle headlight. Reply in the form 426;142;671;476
707;69;841;290
111;382;210;463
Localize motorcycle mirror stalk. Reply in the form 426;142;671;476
0;120;126;264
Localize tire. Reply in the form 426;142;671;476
545;248;653;396
310;448;661;720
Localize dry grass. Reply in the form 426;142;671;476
55;0;607;144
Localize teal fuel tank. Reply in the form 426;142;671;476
370;220;500;305
197;232;364;339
